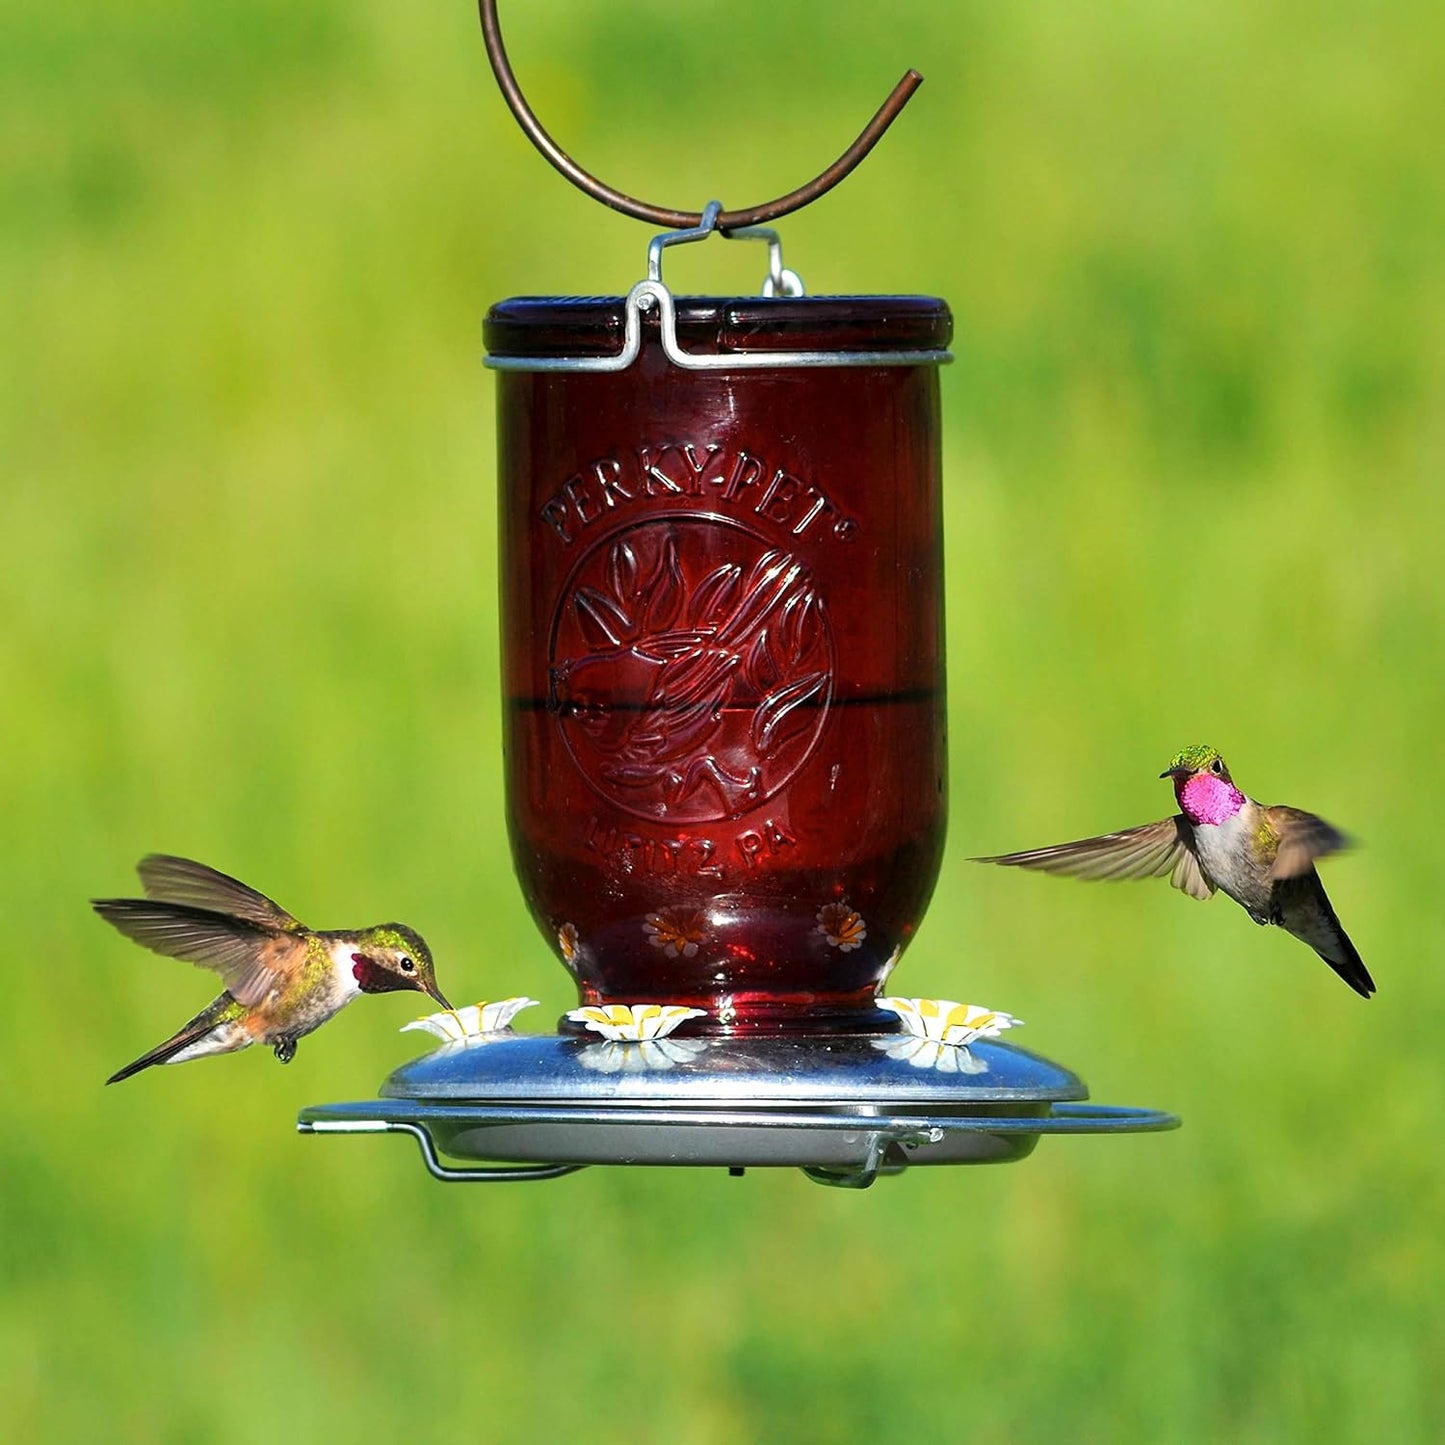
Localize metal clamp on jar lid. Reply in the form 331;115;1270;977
484;202;956;373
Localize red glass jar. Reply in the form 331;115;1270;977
488;293;952;1034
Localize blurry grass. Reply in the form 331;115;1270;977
2;0;1443;1440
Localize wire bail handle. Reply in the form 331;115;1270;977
478;0;923;231
646;200;806;299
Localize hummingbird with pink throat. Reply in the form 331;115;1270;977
975;745;1374;998
95;855;451;1083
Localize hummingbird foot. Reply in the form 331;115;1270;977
273;1037;297;1065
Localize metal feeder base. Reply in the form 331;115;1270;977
298;1033;1178;1189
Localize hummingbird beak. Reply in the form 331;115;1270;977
424;978;452;1010
1160;766;1187;780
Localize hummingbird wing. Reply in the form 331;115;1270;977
974;816;1216;899
1168;844;1216;901
137;855;303;930
91;899;290;1008
1262;807;1351;881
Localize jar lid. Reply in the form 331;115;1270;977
484;293;953;371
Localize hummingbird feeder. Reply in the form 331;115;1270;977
299;1;1177;1186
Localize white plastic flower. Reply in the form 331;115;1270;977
401;997;540;1043
578;1037;710;1074
871;1034;992;1074
877;997;1023;1046
565;1003;707;1041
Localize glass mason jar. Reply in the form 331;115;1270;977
488;289;952;1034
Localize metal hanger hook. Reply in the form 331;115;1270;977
478;0;924;232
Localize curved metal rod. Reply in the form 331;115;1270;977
479;0;923;230
803;1132;894;1189
396;1122;587;1183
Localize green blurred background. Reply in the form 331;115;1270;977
4;1;1441;1439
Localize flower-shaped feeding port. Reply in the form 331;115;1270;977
565;1003;707;1041
579;1037;711;1074
568;1003;711;1074
874;998;1023;1074
402;997;540;1044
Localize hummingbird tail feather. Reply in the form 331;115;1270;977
1280;873;1375;999
107;1022;216;1084
1312;915;1375;1000
106;998;246;1084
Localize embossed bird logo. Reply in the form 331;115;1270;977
551;536;831;816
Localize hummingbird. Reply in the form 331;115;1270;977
974;745;1374;998
94;854;450;1084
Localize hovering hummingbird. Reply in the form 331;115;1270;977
94;855;450;1084
974;745;1374;998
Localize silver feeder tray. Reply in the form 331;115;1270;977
298;1032;1178;1188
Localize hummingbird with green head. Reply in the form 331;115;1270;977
975;745;1374;998
95;855;451;1084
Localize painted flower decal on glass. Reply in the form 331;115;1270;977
817;901;867;952
401;997;540;1043
644;908;708;959
558;922;580;967
873;998;1023;1075
565;1003;707;1041
579;1037;710;1074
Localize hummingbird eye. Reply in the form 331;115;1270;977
399;956;416;973
1211;759;1223;774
